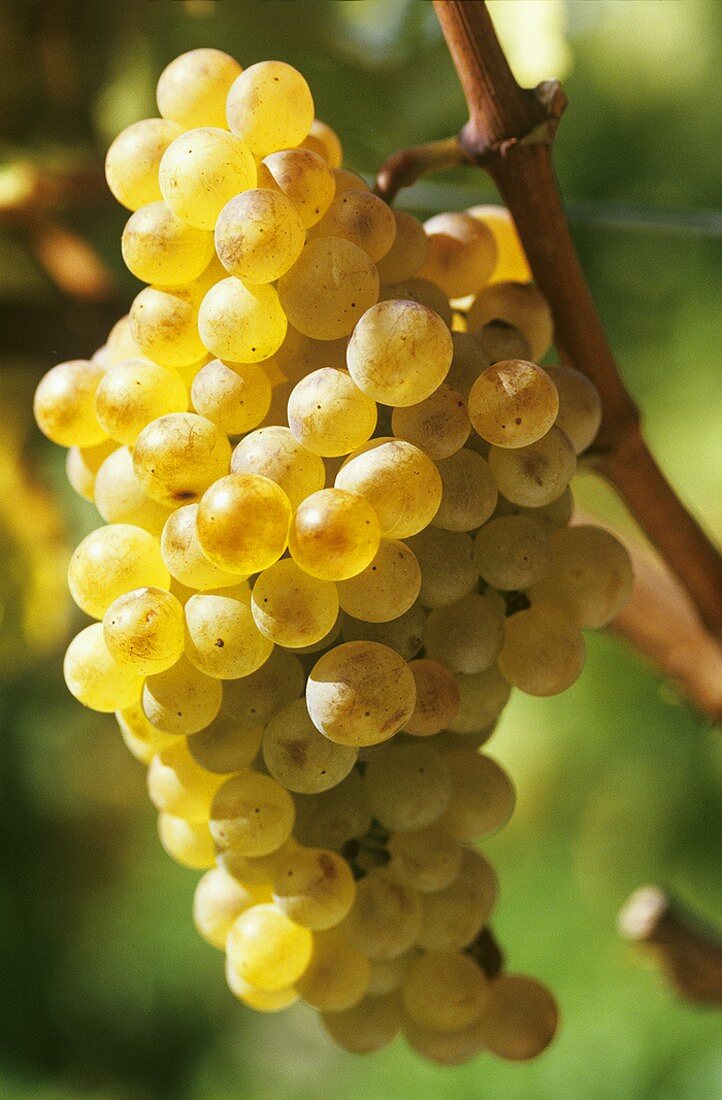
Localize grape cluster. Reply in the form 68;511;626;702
33;49;633;1066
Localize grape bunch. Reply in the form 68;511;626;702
33;49;633;1066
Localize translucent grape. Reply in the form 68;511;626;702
271;324;348;382
529;524;633;628
94;357;188;445
311;190;396;262
105;118;182;211
392;384;470;460
420;211;497;298
341;868;421;959
438;750;515;839
542;363;602;455
159;127;256;230
226;60;314;158
337;540;421;623
65;439;116;502
332;168;370;195
129;284;207;369
215;188;305;284
494;485;574;533
262;697;357;794
94;447;172;535
147;737;226;821
473;514;551;590
296;927;370;1011
158;813;216;869
221;648;305;728
64;623;143;712
160;504;241;591
433;449;498;532
185;592;273;679
301;118;343;168
225;958;298;1012
335;439;442;539
376;209;429;284
230;426;325;509
340;603;426;662
403;951;489;1031
466;204;532;284
116;702;177;765
133;412;231;506
257;148;335;228
68;524;169;619
405;659;461;737
444;332;489;399
476;320;532;365
187;707;263;775
121;201;214;286
346;299;452;407
365;741;451;832
34;359;107;447
322;994;402;1054
476;974;559;1060
103;586;184;676
425;592;505;676
306;640;416;747
193;866;270;949
416;849;498;950
498;603;585;696
196;473;291;575
291;614;343;656
219;836;299;887
272;846;356;930
288;488;380;581
143;654;223;736
292;771;370;851
406;527;477;608
446;666;511;734
190;358;271;435
387;826;463;893
287;368;377;458
277;237;379;341
403;1017;484;1066
198;276;287;363
251;558;339;649
210;771;295;856
104;315;143;363
379;277;452;327
156;48;242;129
487;426;576;508
467;281;553;361
226;902;313;990
468;360;559;449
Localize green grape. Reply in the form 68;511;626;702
306;640;416;747
157;812;216;869
230;426;325;510
311;190;396;262
292;770;370;851
300;118;343;167
129;285;206;368
185;591;273;679
221;647;305;727
367;951;416;996
198;276;287;363
335;439;441;539
143;654;223;736
473;514;551;590
494;486;573;534
387;826;463;893
160;504;240;591
340;603;425;662
65;439;116;502
341;869;421;960
94;357;188;445
103;586;185;676
446;666;511;734
105;118;183;211
116;702;177;765
433;448;497;532
296;927;370;1011
219;836;300;887
337;540;421;623
187;706;263;775
68;523;169;619
133;412;231;506
210;770;295;856
147;737;226;821
424;593;505;675
159;127;256;231
391;384;470;460
437;750;515;839
225;956;298;1012
487;426;576;508
476;320;532;365
497;603;585;696
196;473;291;575
403;1017;484;1066
542;363;602;454
226;60;314;158
94;447;172;535
64;623;143;712
277;237;379;341
346;299;453;406
529;524;634;628
287;368;377;457
156;48;242;130
215;188;305;284
288;488;380;581
404;659;461;737
402;951;489;1032
190;359;271;435
364;741;451;832
420;211;497;298
226;902;313;990
476;974;559;1061
272;846;356;930
121;201;214;286
193;866;270;950
416;849;498;950
34;359;107;447
467;281;554;361
406;527;477;608
251;559;339;649
468;360;559;448
321;994;402;1054
257;148;335;229
379;277;452;328
376;209;429;283
444;332;489;399
263;698;358;794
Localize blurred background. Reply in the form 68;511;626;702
1;1;720;1097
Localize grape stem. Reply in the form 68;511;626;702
619;886;722;1006
374;0;722;656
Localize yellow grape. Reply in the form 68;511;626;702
159;127;256;230
147;737;226;821
467;281;553;361
387;825;463;893
193;867;271;950
34;359;107;448
466;204;532;284
196;473;291;575
210;771;295;857
160;504;240;591
543;363;602;454
438;750;515;840
403;1017;484;1067
65;439;116;502
121;201;214;285
215;188;305;284
190;358;271;435
288;488;381;581
487;426;576;508
402;950;489;1032
157;813;216;870
424;593;506;675
476;974;559;1061
226;902;313;990
104;315;143;363
445;332;489;399
64;623;143;712
272;847;356;931
416;849;497;951
262;697;357;794
287;368;377;457
433;448;498;532
376;209;429;283
311;189;396;261
105;118;182;211
133;413;231;506
230;426;325;510
446;666;511;734
335;439;442;539
225;957;298;1012
296;928;370;1012
300;118;343;168
277;237;379;341
257;148;335;229
332;167;370;194
529;524;633;628
364;741;452;832
337;539;421;623
219;836;299;888
129;285;206;370
468;359;559;449
406;527;477;608
68;523;169;619
156;48;242;129
187;707;263;775
221;647;305;728
292;771;370;852
143;654;223;736
116;702;177;765
340;603;426;662
405;659;461;736
379;277;452;327
271;323;347;383
251;558;339;649
94;447;172;535
476;320;532;365
103;586;185;676
473;513;551;590
226;60;314;157
498;603;585;696
198;276;287;364
94;357;188;445
341;868;421;960
392;384;470;460
184;592;274;679
322;994;402;1054
420;211;497;298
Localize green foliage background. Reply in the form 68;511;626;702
0;2;720;1098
